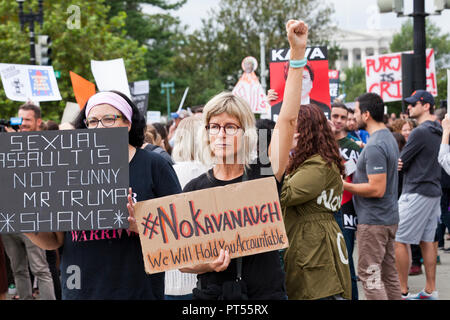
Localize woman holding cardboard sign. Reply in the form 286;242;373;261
134;20;307;300
26;90;182;300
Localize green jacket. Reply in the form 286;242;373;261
281;154;351;300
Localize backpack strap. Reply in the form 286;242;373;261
236;168;247;281
197;168;248;289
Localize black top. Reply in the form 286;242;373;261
143;143;175;165
400;120;443;197
183;163;287;300
60;148;182;300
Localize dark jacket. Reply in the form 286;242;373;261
400;120;443;197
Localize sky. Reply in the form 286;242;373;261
142;0;450;35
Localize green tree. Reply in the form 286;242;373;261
390;19;450;110
107;0;186;46
106;1;188;116
340;66;366;103
171;0;336;107
0;0;147;121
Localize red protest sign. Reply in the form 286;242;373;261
269;47;331;120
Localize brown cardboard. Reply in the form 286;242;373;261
134;177;289;274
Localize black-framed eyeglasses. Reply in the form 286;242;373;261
206;123;242;135
85;114;123;128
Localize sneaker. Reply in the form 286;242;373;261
409;289;438;300
401;292;413;300
7;284;16;295
409;265;423;276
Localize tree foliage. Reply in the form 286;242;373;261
0;0;147;121
0;0;339;119
390;19;450;107
170;0;336;107
106;0;188;115
340;66;366;103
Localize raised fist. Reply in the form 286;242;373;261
286;19;308;51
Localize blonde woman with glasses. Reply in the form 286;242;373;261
136;19;309;300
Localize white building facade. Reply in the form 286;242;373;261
332;28;397;69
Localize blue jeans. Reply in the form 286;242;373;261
334;211;359;300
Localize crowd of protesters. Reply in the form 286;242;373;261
0;19;449;301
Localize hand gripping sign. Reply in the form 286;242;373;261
134;177;289;274
0;128;129;233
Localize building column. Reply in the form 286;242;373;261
361;47;366;66
374;47;380;56
348;47;354;68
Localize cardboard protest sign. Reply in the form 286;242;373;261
0;128;129;233
70;71;96;110
0;63;62;102
232;57;270;114
364;48;437;102
134;177;289;274
61;102;82;125
91;58;131;98
269;46;331;120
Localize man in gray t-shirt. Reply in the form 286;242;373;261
343;93;401;300
352;128;399;225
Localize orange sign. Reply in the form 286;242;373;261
70;71;96;109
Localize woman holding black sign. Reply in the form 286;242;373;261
128;19;308;300
26;90;182;300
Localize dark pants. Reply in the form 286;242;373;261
411;244;422;267
437;188;450;247
334;211;358;300
46;250;61;300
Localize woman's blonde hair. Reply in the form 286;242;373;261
172;116;205;162
144;124;163;147
201;91;258;167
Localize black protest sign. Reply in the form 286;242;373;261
328;70;340;104
0;127;130;233
129;81;150;117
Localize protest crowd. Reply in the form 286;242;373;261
1;18;450;302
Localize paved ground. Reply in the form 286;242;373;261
5;234;450;300
355;235;450;300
